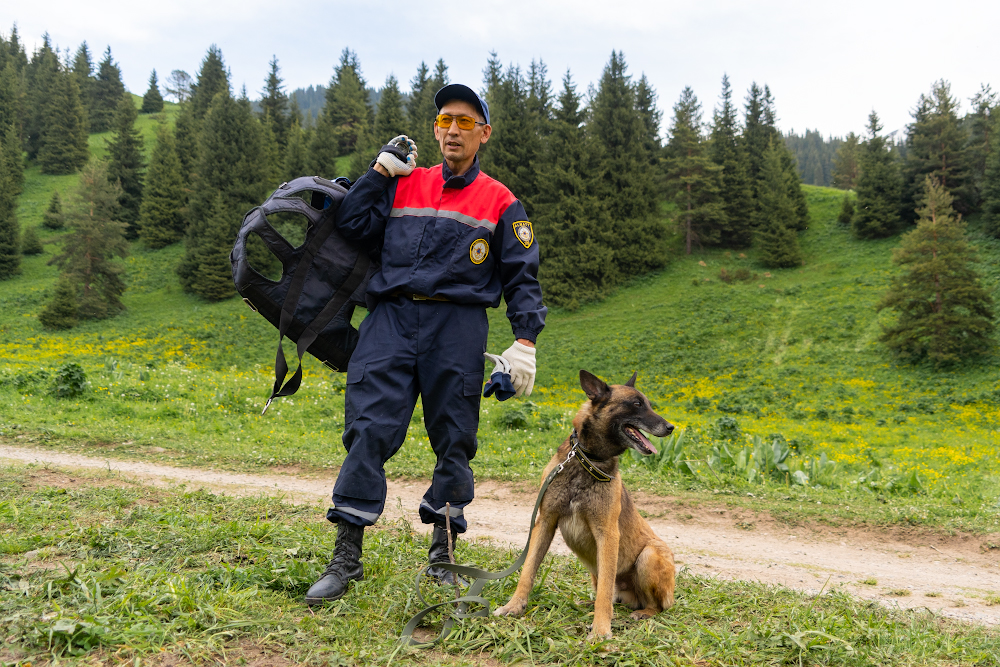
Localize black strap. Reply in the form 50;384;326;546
263;215;368;413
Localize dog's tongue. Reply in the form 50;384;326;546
628;427;657;455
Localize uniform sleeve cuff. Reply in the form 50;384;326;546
364;167;392;189
512;330;538;344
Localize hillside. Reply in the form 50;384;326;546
3;106;1000;534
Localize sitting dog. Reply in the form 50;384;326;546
494;370;676;640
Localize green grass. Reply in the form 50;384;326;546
1;464;997;666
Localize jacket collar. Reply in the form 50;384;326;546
441;155;481;189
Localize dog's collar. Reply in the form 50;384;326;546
569;430;612;483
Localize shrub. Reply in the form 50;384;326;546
21;226;43;255
51;363;87;398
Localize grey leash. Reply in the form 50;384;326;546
399;445;580;646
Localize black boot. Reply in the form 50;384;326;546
305;521;364;606
426;524;465;586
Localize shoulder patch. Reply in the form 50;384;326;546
470;238;489;264
512;220;534;249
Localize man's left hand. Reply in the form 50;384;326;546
502;341;536;397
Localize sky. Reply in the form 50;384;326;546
4;0;998;140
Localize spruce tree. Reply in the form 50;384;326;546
42;191;64;229
981;114;1000;237
634;73;663;170
743;82;775;186
754;140;803;268
902;80;971;218
71;42;94;129
406;60;446;168
283;119;308;181
310;49;372;177
878;176;994;365
853;111;902;239
780;141;810;231
38;275;79;329
24;35;59;161
0;62;23;148
837;193;855;226
532;70;615;309
0;143;21;279
966;84;995;209
480;62;539;212
260;56;289;147
105;94;145;237
173;105;198;184
188;45;229;121
48;161;128;320
709;74;754;247
38;63;89;175
191;194;240;301
831;132;860;190
21;225;42;254
2;122;23;195
141;69;164;113
90;47;125;133
665;86;725;253
139;123;185;248
373;74;408;140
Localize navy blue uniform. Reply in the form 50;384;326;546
327;157;546;531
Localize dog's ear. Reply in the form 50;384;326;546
624;371;637;388
580;370;611;402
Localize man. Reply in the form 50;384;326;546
305;84;547;605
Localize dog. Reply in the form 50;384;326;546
493;370;676;640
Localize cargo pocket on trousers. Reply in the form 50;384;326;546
464;371;483;397
347;363;366;385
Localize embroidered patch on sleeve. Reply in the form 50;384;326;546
512;220;534;249
470;238;489;264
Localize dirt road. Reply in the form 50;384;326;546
2;444;998;625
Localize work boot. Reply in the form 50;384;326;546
426;523;465;586
305;522;364;605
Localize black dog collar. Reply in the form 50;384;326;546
569;430;612;483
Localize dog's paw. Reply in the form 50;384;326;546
492;599;526;617
587;629;612;642
629;609;656;620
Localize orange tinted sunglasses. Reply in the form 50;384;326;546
435;114;486;130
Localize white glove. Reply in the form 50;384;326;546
484;352;511;377
501;341;536;397
376;135;418;177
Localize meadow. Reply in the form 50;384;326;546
2;95;1000;664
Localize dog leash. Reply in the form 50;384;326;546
399;432;609;646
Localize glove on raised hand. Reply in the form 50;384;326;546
501;342;536;398
376;135;418;177
482;353;515;401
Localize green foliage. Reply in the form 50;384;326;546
878;177;994;366
70;41;94;129
49;161;129;320
666;86;725;253
784;128;840;186
24;34;59;162
831;132;861;190
139;123;185;248
754;140;803;268
259;56;289;147
628;429;696;475
283;120;308;181
140;69;164;114
41;189;65;229
20;224;42;255
309;49;371;178
837;193;855;226
105;94;146;237
89;47;125;133
406;59;447;169
982;114;1000;237
709;74;754;248
372;74;407;141
0;135;21;279
2;120;23;195
37;275;79;329
51;361;87;397
966;84;996;208
38;58;89;175
188;45;230;121
852;111;902;239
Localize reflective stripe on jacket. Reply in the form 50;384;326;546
334;157;546;342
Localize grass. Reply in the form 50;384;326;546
1;463;998;666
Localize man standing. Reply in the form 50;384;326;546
305;84;546;605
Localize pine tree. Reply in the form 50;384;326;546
966;84;996;209
780;141;810;231
190;194;240;301
837;193;855;226
532;70;615;309
188;45;229;121
71;42;94;130
853;111;902;239
310;49;372;177
105;94;145;237
260;56;289;147
141;69;164;113
754;140;803;268
0;141;21;279
139;123;185;248
2;122;23;195
24;35;59;161
902;80;971;219
173;104;198;184
665;86;725;253
283;118;308;180
981;114;1000;237
48;161;129;320
480;62;539;212
709;74;754;247
406;60;446;168
0;61;23;147
21;225;42;254
743;82;775;186
374;74;408;140
831;132;860;189
90;47;125;133
42;191;64;229
878;176;994;365
38;275;79;329
38;63;89;175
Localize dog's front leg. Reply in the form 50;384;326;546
589;522;620;641
494;512;559;618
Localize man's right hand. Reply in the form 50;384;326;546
375;135;418;177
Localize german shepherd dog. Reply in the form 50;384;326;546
494;370;676;640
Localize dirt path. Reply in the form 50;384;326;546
3;444;999;625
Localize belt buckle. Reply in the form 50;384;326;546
411;294;428;301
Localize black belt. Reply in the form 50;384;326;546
392;291;450;302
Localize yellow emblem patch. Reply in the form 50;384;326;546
513;220;534;249
470;238;489;264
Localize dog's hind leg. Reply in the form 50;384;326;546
493;512;559;618
629;544;675;620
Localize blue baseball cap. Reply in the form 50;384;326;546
434;83;490;125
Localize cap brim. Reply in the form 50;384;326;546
434;83;489;125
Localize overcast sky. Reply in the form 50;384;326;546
4;0;998;140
